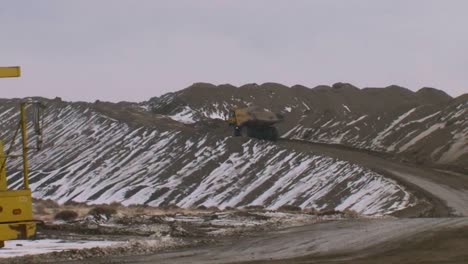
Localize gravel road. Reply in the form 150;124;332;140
70;218;467;264
67;140;468;264
278;140;468;216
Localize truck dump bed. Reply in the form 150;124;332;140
244;106;280;126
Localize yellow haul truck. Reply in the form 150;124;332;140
0;66;44;248
227;106;281;141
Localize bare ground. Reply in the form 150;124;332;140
238;225;468;264
82;140;468;264
277;139;468;216
0;206;357;263
75;218;468;264
2;140;467;263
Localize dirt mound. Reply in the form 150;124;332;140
0;97;418;214
147;82;467;171
0;83;464;215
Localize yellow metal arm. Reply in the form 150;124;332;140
0;65;37;248
0;142;6;191
20;102;30;189
0;67;21;78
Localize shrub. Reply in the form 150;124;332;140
317;209;340;216
127;204;148;208
302;207;318;215
161;204;180;210
127;204;147;214
35;204;48;215
343;209;359;218
88;206;117;218
64;200;86;207
38;199;60;208
243;205;265;211
207;206;220;212
277;204;302;212
109;201;123;208
54;210;78;221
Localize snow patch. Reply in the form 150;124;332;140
301;102;311;110
399;123;445;152
0;239;120;258
346;115;367;126
169;106;195;124
438;130;468;163
372;107;417;148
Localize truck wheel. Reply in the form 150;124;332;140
270;127;279;141
233;127;241;136
261;127;278;141
260;127;270;140
241;126;249;137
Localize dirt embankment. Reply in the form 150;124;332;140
52;140;468;264
277;139;468;217
148;82;468;171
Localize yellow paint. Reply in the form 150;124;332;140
0;142;6;191
0;190;34;222
0;222;36;242
227;108;260;127
0;131;36;247
20;103;30;190
0;143;35;246
0;66;21;78
0;66;37;247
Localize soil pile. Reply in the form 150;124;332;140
0;97;416;215
148;83;467;171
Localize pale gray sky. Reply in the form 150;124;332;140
1;0;467;102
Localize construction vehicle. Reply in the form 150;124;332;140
227;106;281;141
0;66;45;248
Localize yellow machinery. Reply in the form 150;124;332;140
0;66;44;248
227;106;281;141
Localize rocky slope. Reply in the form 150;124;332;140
0;98;414;215
148;83;467;171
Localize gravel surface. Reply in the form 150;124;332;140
72;141;468;264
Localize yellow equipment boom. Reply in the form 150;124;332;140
0;66;21;78
0;66;39;248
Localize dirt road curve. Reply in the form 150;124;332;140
71;218;468;264
71;140;468;264
278;140;468;217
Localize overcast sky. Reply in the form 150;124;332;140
1;1;467;102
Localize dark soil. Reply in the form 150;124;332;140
238;226;468;264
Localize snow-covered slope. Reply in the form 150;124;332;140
0;99;414;215
148;83;467;170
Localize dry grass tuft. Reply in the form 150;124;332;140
88;206;117;218
54;210;79;221
343;209;360;218
277;204;302;212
